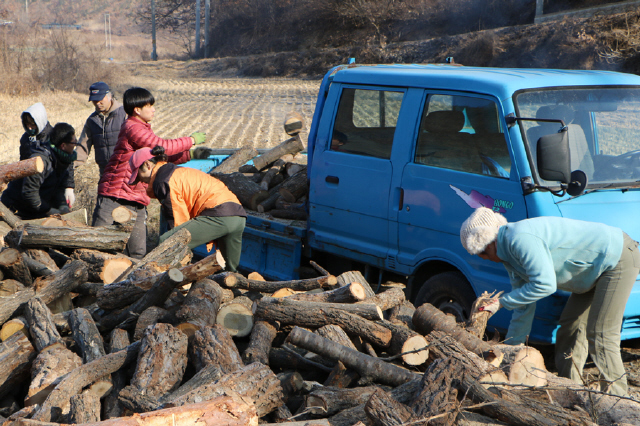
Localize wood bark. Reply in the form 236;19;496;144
0;157;44;184
387;300;415;329
175;278;223;337
216;296;255;337
466;291;503;339
0;201;23;229
257;191;281;213
268;347;334;373
0;316;28;341
167;362;284;418
111;206;137;224
32;340;142;422
98;268;185;332
270;208;307;220
0;278;25;296
409;356;461;426
133;306;173;342
21;254;54;278
377;320;429;366
253;136;305;171
97;252;221;310
71;249;134;284
285;282;365;303
33;259;88;303
285;162;306;178
242;320;279;365
0;248;33;286
113;228;192;283
336;271;375;296
413;302;503;366
0;333;36;400
10;224;130;251
225;272;336;292
102;328;130;420
0;287;34;325
211;146;258;174
25;345;82;407
286;326;419;387
258;296;384;321
315;325;358;350
278;169;308;202
305;385;382;417
358;287;406;311
24;249;59;272
24;297;63;352
189;324;243;373
211;172;269;211
68;392;101;424
254;298;392;347
494;344;548;387
283;112;305;136
365;388;416;426
323;360;359;388
260;158;286;190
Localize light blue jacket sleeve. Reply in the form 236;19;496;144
505;303;536;345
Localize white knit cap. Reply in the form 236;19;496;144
460;207;508;255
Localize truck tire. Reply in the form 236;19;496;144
413;271;476;323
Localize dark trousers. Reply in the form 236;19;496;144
92;195;147;259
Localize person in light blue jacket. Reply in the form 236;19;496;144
460;207;640;396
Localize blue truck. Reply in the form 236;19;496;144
187;63;640;344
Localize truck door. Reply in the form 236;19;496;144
396;92;528;294
309;85;405;267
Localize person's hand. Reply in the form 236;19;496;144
47;207;61;216
479;298;501;315
190;132;206;145
190;147;216;159
64;188;75;209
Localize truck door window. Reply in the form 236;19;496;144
415;94;511;177
331;88;403;159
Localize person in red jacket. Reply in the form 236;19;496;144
92;87;207;258
128;146;247;272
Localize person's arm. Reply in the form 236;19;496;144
129;122;193;157
504;303;536;345
21;156;49;214
75;122;92;164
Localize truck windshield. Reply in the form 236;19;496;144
515;87;640;187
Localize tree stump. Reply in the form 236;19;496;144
0;248;33;286
0;333;36;400
189;324;243;373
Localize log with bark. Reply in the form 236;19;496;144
0;333;36;400
336;271;375;296
67;392;101;424
0;287;35;326
377;320;429;366
175;278;223;337
212;172;269;211
252;135;305;171
133;306;174;342
0;316;28;341
9;224;130;251
21;254;54;278
242;320;279;365
225;272;336;292
254;298;392;348
305;385;383;417
466;290;503;339
0;278;24;296
0;201;22;230
270;208;307;220
71;249;134;284
278;169;308;203
365;388;416;426
102;328;130;420
0;248;33;286
24;250;58;272
189;324;243;373
286;327;419;387
211;146;259;175
283;112;305;136
260;158;286;190
97;252;221;310
0;157;44;185
284;282;365;303
24;297;64;352
216;295;255;337
258;296;384;321
111;206;137;225
358;287;406;311
24;344;82;407
387;300;415;329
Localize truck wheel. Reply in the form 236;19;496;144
413;271;475;323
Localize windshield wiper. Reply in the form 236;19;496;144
557;183;640;203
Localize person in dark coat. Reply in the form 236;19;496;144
2;123;78;219
19;102;53;161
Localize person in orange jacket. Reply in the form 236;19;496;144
128;146;247;272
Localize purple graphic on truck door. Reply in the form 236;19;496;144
449;185;510;213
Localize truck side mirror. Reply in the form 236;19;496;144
537;130;571;184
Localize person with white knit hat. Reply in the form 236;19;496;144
460;207;640;396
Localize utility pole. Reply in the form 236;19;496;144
195;0;201;58
151;0;158;60
104;13;112;51
204;0;210;58
25;0;28;22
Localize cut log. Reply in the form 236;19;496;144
0;287;35;325
466;290;504;339
102;328;130;419
254;298;392;347
257;191;281;213
112;228;192;283
98;268;185;332
387;300;415;329
175;278;223;337
68;393;101;424
258;296;384;321
111;205;137;224
0;333;36;400
413;302;503;366
21;253;54;278
71;249;134;284
242;320;279;365
25;345;82;407
0;279;25;296
97;252;221;310
32;341;142;422
285;162;306;178
315;325;358;351
358;287;406;311
0;316;28;341
377;320;429;366
253;136;305;171
286;282;366;303
365;388;415;426
211;146;258;175
0;157;44;184
409;356;461;425
24;249;59;272
225;272;336;292
271;288;299;298
216;296;255;337
305;385;382;417
211;172;269;211
494;344;547;387
9;224;130;251
51;311;71;335
189;324;243;373
166;362;284;418
286;327;419;387
33;259;88;303
260;158;286;190
269;346;334;373
278;169;308;203
133;306;173;342
0;248;32;286
323;360;359;388
24;297;63;352
0;201;23;229
336;271;375;296
270;208;307;220
283;111;305;136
